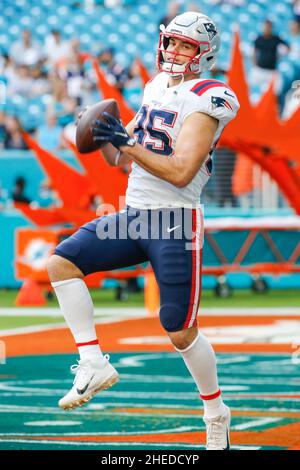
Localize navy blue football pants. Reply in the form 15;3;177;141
54;206;203;332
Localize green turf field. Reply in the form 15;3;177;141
1;288;300;309
1;288;299;331
0;316;65;330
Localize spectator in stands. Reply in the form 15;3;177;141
56;39;93;105
38;113;63;151
30;62;52;97
0;53;8;75
47;71;67;111
290;19;300;61
254;20;290;70
47;73;77;125
0;111;8;149
10;29;42;67
6;64;35;98
250;20;290;93
69;38;91;65
159;1;181;28
47;72;77;127
122;60;143;111
97;47;128;94
56;39;90;74
4;116;27;150
126;59;143;90
58;97;77;127
293;0;300;23
12;176;31;204
1;54;15;84
58;42;86;106
44;30;71;69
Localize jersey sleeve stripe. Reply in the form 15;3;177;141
191;82;230;96
191;79;234;96
190;79;221;93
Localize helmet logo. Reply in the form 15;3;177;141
203;23;217;41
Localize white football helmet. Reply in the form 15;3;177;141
157;11;221;77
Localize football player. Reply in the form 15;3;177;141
48;11;239;450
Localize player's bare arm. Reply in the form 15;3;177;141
120;112;218;188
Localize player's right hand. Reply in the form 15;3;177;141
91;113;136;150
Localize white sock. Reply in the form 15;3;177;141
51;278;105;362
174;331;226;419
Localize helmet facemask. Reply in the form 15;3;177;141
157;31;211;77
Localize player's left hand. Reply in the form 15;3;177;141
91;112;136;150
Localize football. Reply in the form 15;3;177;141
75;98;120;153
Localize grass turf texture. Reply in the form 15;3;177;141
0;288;299;330
0;288;300;309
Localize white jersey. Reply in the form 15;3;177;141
126;72;240;209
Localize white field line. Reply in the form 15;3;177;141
1;307;299;337
0;426;199;436
1;401;298;414
5;376;300;386
0;307;147;317
0;388;299;400
0;315;145;337
232;417;282;430
0;438;205;449
0;439;261;450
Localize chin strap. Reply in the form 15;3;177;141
162;57;201;76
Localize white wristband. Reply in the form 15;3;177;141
114;150;121;166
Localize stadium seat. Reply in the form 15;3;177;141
0;0;295;119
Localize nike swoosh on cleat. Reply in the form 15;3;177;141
167;225;181;233
76;374;95;395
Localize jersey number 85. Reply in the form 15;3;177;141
134;105;177;156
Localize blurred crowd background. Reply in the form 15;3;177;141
0;0;299;212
